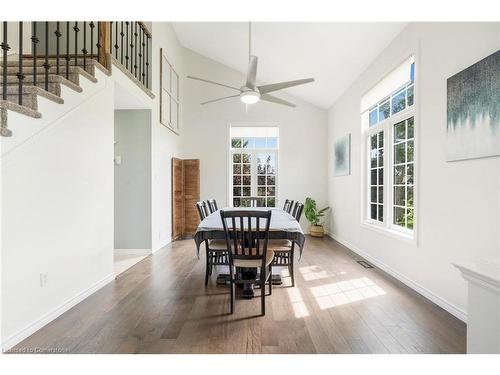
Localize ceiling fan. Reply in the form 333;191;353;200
187;22;315;108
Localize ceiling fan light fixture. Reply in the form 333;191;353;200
240;91;260;104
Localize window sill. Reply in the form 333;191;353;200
361;221;417;245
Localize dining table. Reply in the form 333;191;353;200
193;207;306;298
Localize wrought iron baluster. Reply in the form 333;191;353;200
89;22;95;59
125;22;129;69
114;21;118;59
141;28;145;84
82;21;87;70
17;22;24;105
138;27;142;83
31;22;38;87
145;35;149;88
120;22;124;64
55;22;61;75
73;22;79;67
96;22;101;63
43;21;50;91
134;22;138;78
66;22;70;79
1;22;8;101
129;22;134;74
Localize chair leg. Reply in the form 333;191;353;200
261;280;266;316
290;250;295;287
268;265;273;295
230;281;235;314
204;250;210;286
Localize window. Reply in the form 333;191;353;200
393;117;414;230
160;50;180;133
368;80;415;127
229;126;278;207
369;131;384;222
362;56;416;237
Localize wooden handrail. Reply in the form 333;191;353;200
137;22;152;38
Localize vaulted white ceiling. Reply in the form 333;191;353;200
172;22;407;109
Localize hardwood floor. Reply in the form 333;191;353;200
11;236;466;354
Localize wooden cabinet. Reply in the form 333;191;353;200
171;158;200;239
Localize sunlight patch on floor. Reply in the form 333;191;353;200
287;288;310;318
299;265;330;281
310;277;386;309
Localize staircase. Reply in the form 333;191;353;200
1;21;153;138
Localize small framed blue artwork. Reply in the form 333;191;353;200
334;134;351;176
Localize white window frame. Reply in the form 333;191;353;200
361;57;419;244
227;124;279;208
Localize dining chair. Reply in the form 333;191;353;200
283;199;291;212
220;209;274;316
269;201;304;287
294;202;304;222
196;201;210;220
286;200;294;214
196;201;228;285
207;199;218;214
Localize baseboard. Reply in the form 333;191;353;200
114;248;151;256
152;237;172;254
1;273;115;352
327;233;468;323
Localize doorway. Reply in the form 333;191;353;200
114;109;152;275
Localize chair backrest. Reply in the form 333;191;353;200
207;199;218;213
196;201;209;221
286;200;294;214
220;210;272;267
294;202;304;222
283;199;290;212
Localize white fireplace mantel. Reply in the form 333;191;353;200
453;259;500;354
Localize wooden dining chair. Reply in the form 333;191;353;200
207;199;218;214
220;209;274;316
269;201;304;287
196;201;228;285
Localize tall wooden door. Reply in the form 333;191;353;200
171;158;184;240
171;158;200;239
182;159;200;235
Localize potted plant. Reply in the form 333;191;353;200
304;197;329;237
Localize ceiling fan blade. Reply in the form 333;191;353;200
246;56;258;90
201;95;240;105
187;75;241;91
261;94;296;108
258;78;315;94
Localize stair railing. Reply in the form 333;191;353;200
0;20;151;111
109;21;151;88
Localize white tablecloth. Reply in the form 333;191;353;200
198;207;303;233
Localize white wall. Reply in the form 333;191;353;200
150;22;186;251
182;48;328;227
114;110;152;250
1;83;115;348
327;22;500;320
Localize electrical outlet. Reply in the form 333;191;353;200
39;273;48;287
